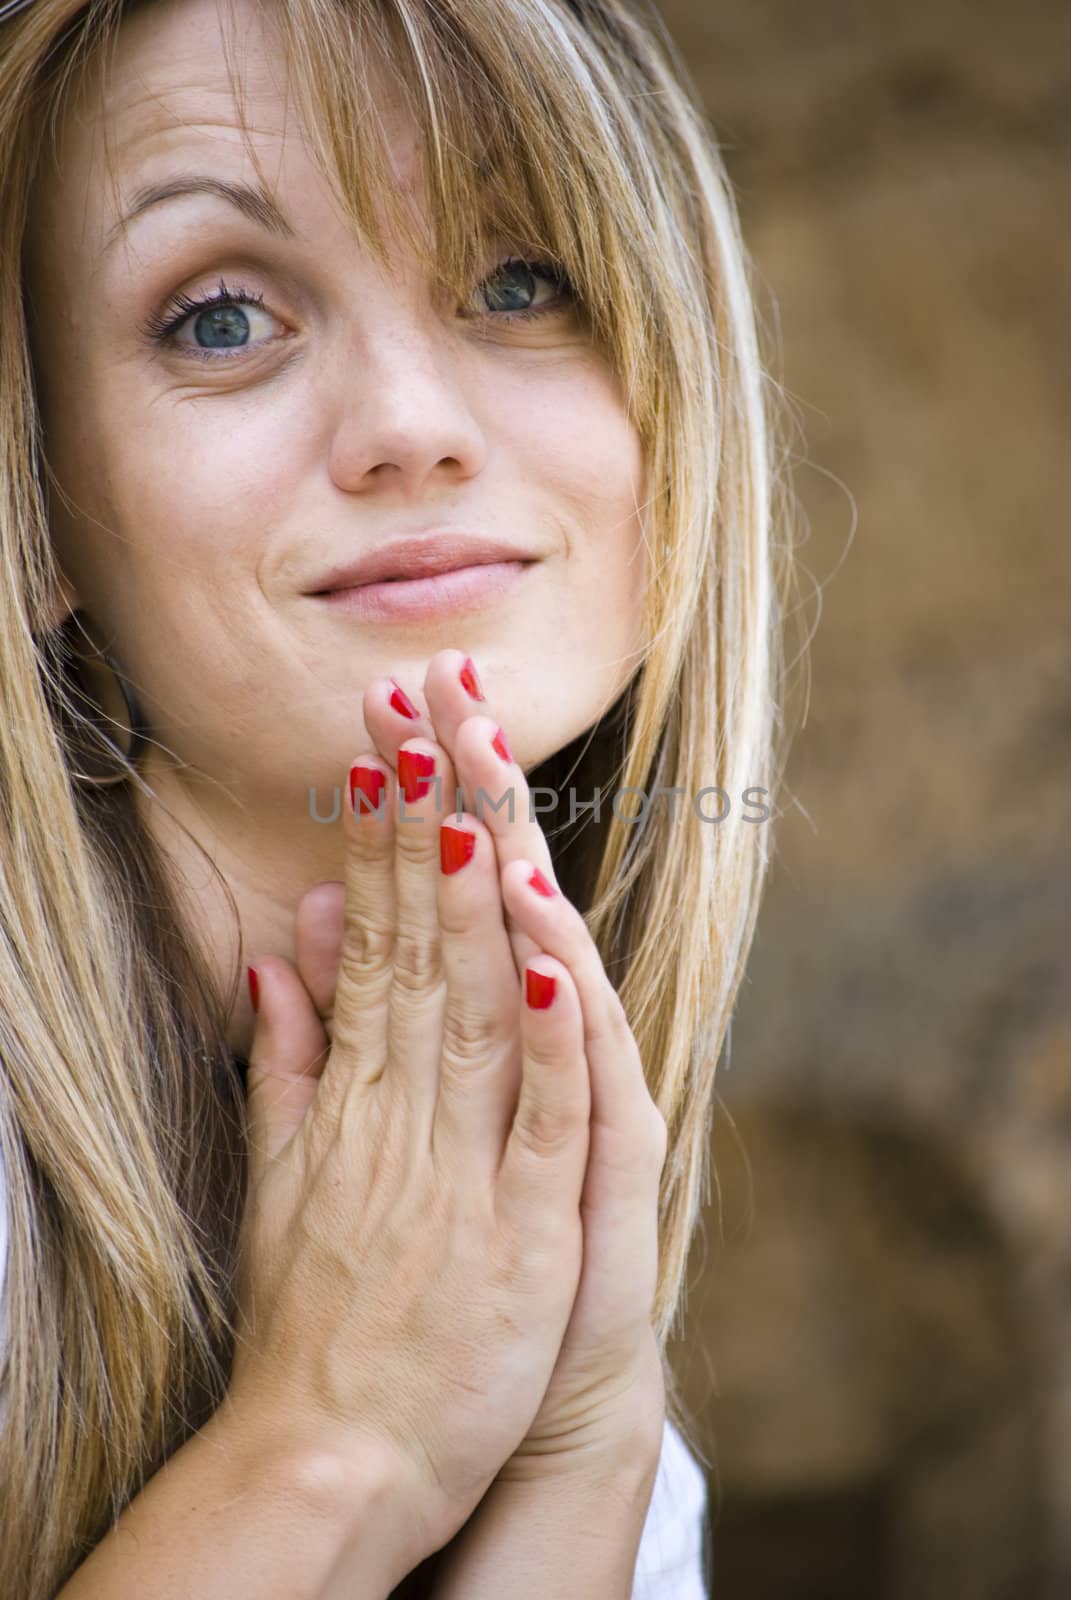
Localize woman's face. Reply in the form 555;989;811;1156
23;0;647;948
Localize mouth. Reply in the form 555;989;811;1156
311;558;536;622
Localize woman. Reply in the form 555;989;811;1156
0;0;792;1593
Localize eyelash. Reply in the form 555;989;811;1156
139;257;576;360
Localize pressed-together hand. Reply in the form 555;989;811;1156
236;663;604;1575
288;649;668;1479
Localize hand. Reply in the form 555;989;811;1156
291;649;669;1481
235;673;600;1565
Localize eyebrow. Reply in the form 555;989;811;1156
102;176;295;253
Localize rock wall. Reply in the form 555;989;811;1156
655;1;1070;1593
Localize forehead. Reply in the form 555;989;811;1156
32;0;418;250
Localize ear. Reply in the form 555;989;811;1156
38;569;81;634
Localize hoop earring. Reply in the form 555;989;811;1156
69;653;148;787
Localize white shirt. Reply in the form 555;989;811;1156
0;1142;709;1595
632;1414;712;1597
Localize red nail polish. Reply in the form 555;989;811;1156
398;747;436;803
459;656;485;701
247;965;260;1014
528;867;557;898
440;823;476;874
491;726;513;764
350;763;386;815
389;680;419;719
526;968;557;1009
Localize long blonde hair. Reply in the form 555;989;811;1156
0;0;798;1592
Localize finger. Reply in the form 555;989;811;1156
421;650;559;896
323;755;397;1109
500;864;666;1341
449;713;560;978
362;652;557;985
293;880;345;1038
244;956;330;1186
360;650;485;782
431;813;523;1174
366;651;560;982
419;647;494;770
382;734;456;1122
360;671;438;771
499;858;658;1127
496;954;591;1250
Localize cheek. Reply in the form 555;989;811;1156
511;357;646;507
528;369;643;499
531;383;648;608
78;392;308;608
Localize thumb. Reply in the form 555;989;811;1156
244;957;330;1184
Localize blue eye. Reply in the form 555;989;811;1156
476;256;574;322
140;277;277;360
140;255;576;363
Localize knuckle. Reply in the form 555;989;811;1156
395;816;438;863
520;1028;559;1070
589;987;633;1054
347;805;393;853
327;1014;379;1091
497;1204;572;1286
302;1079;344;1160
339;920;394;985
437;894;478;940
513;1104;579;1161
604;983;630;1029
550;899;589;957
584;1004;623;1055
441;1002;502;1068
644;1102;669;1172
392;930;443;992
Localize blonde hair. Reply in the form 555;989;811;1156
0;0;798;1592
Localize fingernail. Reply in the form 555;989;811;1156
459;656;485;701
350;763;386;815
491;726;513;764
440;822;476;874
398;747;436;803
528;867;557;898
389;680;419;719
526;968;557;1009
247;965;260;1014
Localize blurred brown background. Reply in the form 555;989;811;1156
654;1;1070;1596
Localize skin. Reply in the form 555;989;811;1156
24;0;649;1058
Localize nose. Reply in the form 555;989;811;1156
325;316;488;499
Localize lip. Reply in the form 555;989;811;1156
305;531;540;594
315;560;532;622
